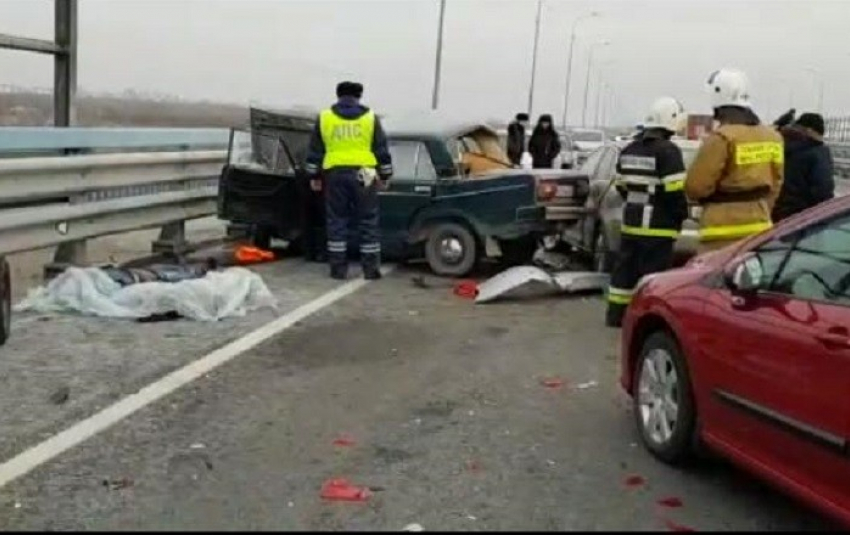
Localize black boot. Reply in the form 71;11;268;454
362;253;381;280
605;304;625;328
330;264;348;280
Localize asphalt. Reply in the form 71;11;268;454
0;258;836;531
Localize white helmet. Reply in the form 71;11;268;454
706;68;751;109
643;97;685;133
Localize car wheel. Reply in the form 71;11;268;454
425;222;478;277
593;229;615;274
500;237;538;267
0;259;11;346
633;330;697;465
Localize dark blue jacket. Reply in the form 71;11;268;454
772;126;834;222
304;96;393;179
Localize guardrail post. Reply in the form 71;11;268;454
152;221;188;256
44;239;87;279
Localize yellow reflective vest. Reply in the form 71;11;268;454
319;109;378;170
685;124;784;249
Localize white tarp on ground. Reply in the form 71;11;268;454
15;266;278;322
475;266;609;304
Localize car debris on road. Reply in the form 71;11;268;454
475;265;608;304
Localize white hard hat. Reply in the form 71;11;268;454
706;68;751;109
643;97;685;133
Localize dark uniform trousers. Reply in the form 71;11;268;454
605;235;675;327
325;167;380;277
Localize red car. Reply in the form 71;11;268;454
620;194;850;527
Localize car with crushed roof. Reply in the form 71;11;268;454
218;108;594;276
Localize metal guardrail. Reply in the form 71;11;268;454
0;127;230;274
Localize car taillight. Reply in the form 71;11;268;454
537;180;558;201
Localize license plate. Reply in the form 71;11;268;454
556;185;574;197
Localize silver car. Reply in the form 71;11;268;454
562;139;702;272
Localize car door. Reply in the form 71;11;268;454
379;140;437;256
698;210;850;504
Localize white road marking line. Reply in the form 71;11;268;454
0;269;392;489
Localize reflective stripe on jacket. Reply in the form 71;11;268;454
685;124;784;242
319;109;378;170
614;131;688;239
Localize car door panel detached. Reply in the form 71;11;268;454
698;212;850;509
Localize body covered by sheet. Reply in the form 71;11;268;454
16;267;277;321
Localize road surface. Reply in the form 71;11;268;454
0;257;835;531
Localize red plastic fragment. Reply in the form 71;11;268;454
453;280;479;299
663;518;695;532
320;479;371;502
466;460;482;473
624;474;645;487
541;378;565;389
332;434;356;447
657;496;683;508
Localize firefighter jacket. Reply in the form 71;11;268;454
614;131;688;239
685;124;784;245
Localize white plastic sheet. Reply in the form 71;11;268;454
15;266;277;322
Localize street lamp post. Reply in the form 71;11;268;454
527;0;543;116
431;0;447;110
581;40;609;127
560;11;599;130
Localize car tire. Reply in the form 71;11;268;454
632;330;697;466
500;237;538;267
425;222;478;277
0;259;11;346
593;229;615;274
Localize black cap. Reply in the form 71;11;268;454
336;81;364;99
516;113;529;121
795;112;825;136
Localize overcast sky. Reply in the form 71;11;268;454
0;0;847;126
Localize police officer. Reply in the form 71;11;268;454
685;69;784;253
305;81;393;280
606;97;689;328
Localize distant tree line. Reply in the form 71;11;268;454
0;91;249;128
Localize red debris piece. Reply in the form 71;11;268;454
663;518;696;532
624;474;646;487
657;496;684;508
320;479;371;502
541;378;565;389
332;434;356;447
453;280;479;299
466;460;482;473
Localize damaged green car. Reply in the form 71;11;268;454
218;108;592;276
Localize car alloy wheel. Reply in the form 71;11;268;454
637;347;679;447
439;237;465;265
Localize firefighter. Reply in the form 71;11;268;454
606;97;689;328
685;69;784;254
305;81;393;280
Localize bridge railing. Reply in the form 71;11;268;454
0;127;230;275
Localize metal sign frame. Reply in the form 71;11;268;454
0;0;78;127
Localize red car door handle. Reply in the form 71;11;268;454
816;332;850;348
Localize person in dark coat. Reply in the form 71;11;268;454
527;114;561;169
506;112;529;165
772;113;834;222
